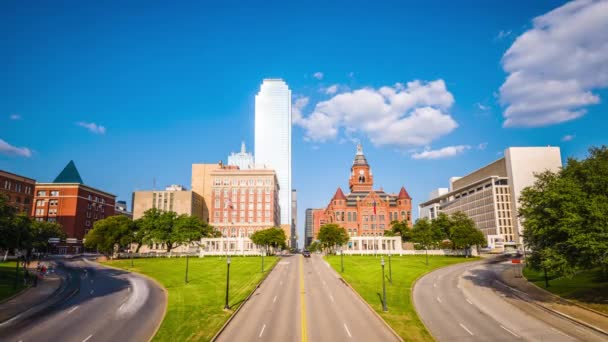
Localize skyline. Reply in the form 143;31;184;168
2;0;608;246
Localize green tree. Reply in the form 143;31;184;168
520;146;608;279
431;212;453;243
30;220;66;253
450;212;485;257
250;227;287;253
390;220;411;242
412;218;444;250
307;241;321;252
84;215;134;257
317;223;349;253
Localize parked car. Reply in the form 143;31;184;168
303;250;311;258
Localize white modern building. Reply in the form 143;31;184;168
419;147;562;250
255;79;292;226
228;142;254;170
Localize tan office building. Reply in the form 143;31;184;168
191;163;220;222
419;147;562;250
132;185;204;220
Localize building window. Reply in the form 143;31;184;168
37;190;46;196
48;217;56;222
36;200;45;207
35;208;44;216
50;190;59;196
215;199;220;208
49;199;58;206
15;183;22;192
49;208;57;215
4;180;11;190
25;186;32;194
214;178;221;186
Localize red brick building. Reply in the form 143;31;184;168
31;161;115;253
312;145;413;239
0;170;36;214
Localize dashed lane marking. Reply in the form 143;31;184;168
551;328;571;338
466;299;473;305
329;294;335;303
459;323;474;336
259;324;266;338
343;323;352;338
501;325;520;338
82;334;93;342
273;296;277;303
68;306;79;314
436;297;442;303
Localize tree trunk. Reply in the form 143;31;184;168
136;242;142;253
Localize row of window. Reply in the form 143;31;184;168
3;180;33;194
214;188;273;196
5;195;31;204
214;196;272;208
214;209;272;218
213;178;273;186
332;211;408;223
213;217;274;224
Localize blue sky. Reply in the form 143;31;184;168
2;0;607;245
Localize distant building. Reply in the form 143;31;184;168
290;189;297;249
191;163;220;222
132;186;204;220
228;142;254;170
115;200;133;219
312;144;413;241
0;170;35;215
418;188;448;220
418;146;562;249
304;208;317;247
255;79;292;226
209;164;280;238
32;161;116;253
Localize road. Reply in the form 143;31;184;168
216;254;398;342
0;257;166;342
413;257;607;342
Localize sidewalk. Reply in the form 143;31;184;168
499;263;608;333
0;266;63;323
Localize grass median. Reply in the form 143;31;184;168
325;254;476;341
106;255;278;342
0;261;26;301
522;267;608;315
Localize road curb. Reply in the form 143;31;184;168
210;256;280;342
91;258;168;342
324;256;405;342
494;279;608;337
518;266;608;319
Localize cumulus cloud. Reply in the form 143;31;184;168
9;114;21;120
499;0;608;127
325;84;339;95
561;134;575;142
76;122;106;134
411;145;471;160
0;139;32;157
293;79;458;147
313;72;324;80
292;96;310;124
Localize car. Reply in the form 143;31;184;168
302;250;311;258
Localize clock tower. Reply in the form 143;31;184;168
349;144;374;192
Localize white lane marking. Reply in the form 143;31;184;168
501;325;520;338
273;296;277;303
551;328;571;338
329;295;335;303
436;297;442;303
117;275;150;318
466;299;473;305
433;282;437;288
68;306;79;314
82;334;93;342
344;323;352;338
259;324;266;338
322;280;327;286
459;323;474;336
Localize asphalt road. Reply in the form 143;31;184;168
0;257;166;342
413;258;607;342
216;254;398;342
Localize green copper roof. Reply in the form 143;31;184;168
53;160;84;184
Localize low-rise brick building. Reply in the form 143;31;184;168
0;170;36;214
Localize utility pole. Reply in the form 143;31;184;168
224;256;231;309
381;256;387;312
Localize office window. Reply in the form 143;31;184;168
49;199;58;206
215;199;220;208
15;183;22;192
4;180;11;190
37;190;46;196
353;212;357;221
48;217;56;222
50;190;59;196
36;200;45;206
35;208;44;216
49;208;57;215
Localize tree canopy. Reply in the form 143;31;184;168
449;212;485;255
317;223;349;253
250;227;287;252
520;146;608;278
84;215;134;256
411;218;444;250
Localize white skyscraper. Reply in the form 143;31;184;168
227;141;254;170
255;79;292;226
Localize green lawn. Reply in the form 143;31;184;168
523;267;608;314
0;261;26;301
325;255;476;342
106;256;278;342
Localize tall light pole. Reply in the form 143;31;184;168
261;249;265;273
224;255;231;309
341;246;344;273
381;256;387;312
185;253;190;284
388;253;392;284
130;237;134;268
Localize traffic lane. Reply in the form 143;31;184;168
215;255;300;342
305;255;399;342
5;259;164;342
414;261;518;342
305;255;344;342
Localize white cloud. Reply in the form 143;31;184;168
76;122;106;134
411;145;471;160
292;96;310;124
293;79;458;147
0;139;32;157
476;103;490;111
9;114;21;120
495;30;512;40
499;0;608;127
313;72;324;80
325;84;339;95
561;134;575;142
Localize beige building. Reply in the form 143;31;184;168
191;163;219;222
132;185;204;220
419;147;562;250
210;165;280;238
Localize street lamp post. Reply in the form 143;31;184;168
130;237;134;268
341;247;344;273
381;256;387;311
185;253;190;284
261;249;265;273
388;253;392;284
224;256;231;310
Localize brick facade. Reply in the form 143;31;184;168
0;170;36;215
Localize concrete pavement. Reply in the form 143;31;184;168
413;258;607;342
0;258;166;342
215;254;399;342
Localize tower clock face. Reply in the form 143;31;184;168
359;170;365;176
